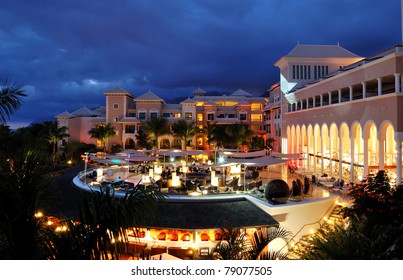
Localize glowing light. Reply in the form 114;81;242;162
310;229;315;235
34;211;43;218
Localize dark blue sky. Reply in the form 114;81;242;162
1;0;401;128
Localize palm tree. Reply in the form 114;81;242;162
143;117;170;150
204;122;217;148
249;226;291;260
88;123;116;153
43;121;69;165
0;145;53;259
135;129;152;149
224;123;253;150
0;79;27;124
48;186;165;260
172;119;196;150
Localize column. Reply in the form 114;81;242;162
339;134;343;181
320;94;323;106
395;132;403;185
363;134;369;178
338;89;342;103
350;137;355;183
300;100;303;110
328;92;332;105
313;132;317;174
329;134;333;177
321;131;325;175
306;98;309;109
362;82;367;99
378;134;385;170
377;77;382;96
307;133;311;171
312;96;316;108
349;86;353;101
394;73;401;93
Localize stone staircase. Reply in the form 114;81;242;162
286;204;345;260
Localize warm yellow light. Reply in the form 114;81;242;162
310;229;315;234
34;211;43;218
188;191;201;196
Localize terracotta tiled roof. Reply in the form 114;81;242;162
135;90;165;102
287;44;361;58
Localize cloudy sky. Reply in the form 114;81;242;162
1;0;401;128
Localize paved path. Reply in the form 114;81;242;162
46;162;93;219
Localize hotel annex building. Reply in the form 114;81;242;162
57;43;403;185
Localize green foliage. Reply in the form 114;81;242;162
135;129;152;149
88;123;116;152
172;119;196;150
302;171;403;260
48;186;165;260
143;117;170;149
209;226;249;260
0;145;53;259
343;170;401;226
250;226;291;260
206;123;254;150
0;79;27;124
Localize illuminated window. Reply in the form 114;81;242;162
197;137;203;146
113;117;119;122
174;113;181;118
251;103;262;110
251;114;262;122
185;112;192;120
197;113;203;121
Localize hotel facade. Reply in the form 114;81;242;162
272;43;403;185
57;43;403;185
56;88;268;152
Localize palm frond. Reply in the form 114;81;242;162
0;79;27;124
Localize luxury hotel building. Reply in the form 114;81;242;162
57;43;403;185
56;87;268;151
273;43;403;185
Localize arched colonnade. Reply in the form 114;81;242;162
286;120;403;185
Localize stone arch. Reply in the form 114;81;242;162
363;120;379;170
379;121;395;167
124;137;135;149
351;121;364;180
160;138;171;149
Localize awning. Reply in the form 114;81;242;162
220;150;267;158
143;197;279;230
125;155;157;162
271;151;303;159
226;156;287;167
